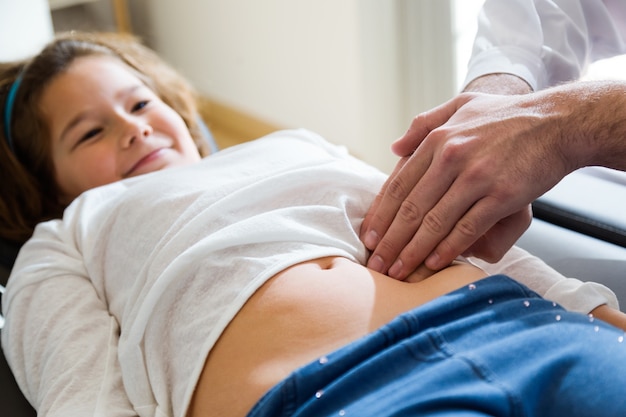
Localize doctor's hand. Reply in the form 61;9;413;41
360;83;579;280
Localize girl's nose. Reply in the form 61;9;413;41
121;116;153;147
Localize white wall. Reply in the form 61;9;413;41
133;0;455;172
0;0;54;61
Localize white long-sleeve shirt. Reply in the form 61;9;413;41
463;0;626;91
1;130;385;417
1;129;617;417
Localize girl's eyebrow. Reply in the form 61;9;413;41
59;111;91;144
59;84;145;143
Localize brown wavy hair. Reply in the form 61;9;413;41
0;32;210;244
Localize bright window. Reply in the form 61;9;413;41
452;0;485;91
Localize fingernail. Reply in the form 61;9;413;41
389;259;403;278
425;252;440;270
364;230;379;250
368;255;384;273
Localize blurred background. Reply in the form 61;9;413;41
2;0;489;172
2;0;623;173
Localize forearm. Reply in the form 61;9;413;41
3;226;136;416
541;80;626;172
464;78;626;175
3;277;135;416
590;304;626;332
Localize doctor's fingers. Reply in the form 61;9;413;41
421;195;532;272
363;94;482;248
365;158;460;278
391;95;473;157
361;143;437;252
361;155;411;243
461;207;532;262
361;108;455;243
378;176;494;280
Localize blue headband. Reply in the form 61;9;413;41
3;73;24;153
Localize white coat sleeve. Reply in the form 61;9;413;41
463;0;626;91
1;221;137;417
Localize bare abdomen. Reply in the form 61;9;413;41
187;257;487;417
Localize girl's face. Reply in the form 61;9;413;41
39;55;202;203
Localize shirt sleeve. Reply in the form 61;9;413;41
467;245;620;314
1;220;137;417
463;0;626;91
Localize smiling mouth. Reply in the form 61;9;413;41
125;148;168;177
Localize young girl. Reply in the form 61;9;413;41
0;31;211;246
2;32;626;417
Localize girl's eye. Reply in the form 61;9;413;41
132;100;150;112
79;128;103;143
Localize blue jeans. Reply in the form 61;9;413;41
247;275;626;416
